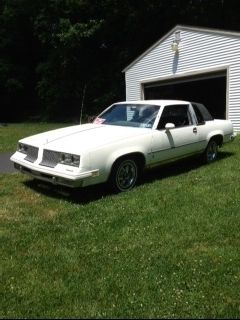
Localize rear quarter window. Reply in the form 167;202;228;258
192;103;213;123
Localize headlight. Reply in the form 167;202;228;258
60;153;80;167
18;143;28;154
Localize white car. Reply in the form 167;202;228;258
11;100;235;192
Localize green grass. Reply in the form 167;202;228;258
0;124;240;318
0;122;72;152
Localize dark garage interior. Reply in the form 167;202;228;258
144;72;226;119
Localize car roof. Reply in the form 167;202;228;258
114;100;191;106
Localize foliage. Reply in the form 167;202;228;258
0;124;240;318
1;0;240;121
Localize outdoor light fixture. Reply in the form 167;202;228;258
171;31;181;52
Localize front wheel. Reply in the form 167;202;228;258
109;158;140;192
203;139;218;164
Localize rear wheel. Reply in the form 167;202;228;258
109;158;140;192
203;139;218;163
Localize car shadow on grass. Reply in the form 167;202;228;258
23;151;234;205
143;151;234;184
24;179;111;205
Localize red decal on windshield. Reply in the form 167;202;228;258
93;118;105;124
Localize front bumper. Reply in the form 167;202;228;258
11;156;99;188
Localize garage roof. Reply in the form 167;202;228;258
123;25;240;72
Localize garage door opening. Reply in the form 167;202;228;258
144;71;227;119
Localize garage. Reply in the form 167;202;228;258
144;70;226;119
123;25;240;132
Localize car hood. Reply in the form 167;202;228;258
20;123;151;153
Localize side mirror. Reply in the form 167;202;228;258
165;123;175;131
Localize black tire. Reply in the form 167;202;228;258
203;139;218;164
109;158;140;192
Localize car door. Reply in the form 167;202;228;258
149;104;200;166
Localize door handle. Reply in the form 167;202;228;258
193;127;197;133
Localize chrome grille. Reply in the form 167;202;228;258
24;145;39;163
40;150;61;168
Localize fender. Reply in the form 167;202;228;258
105;145;147;177
206;130;224;144
88;140;149;184
207;129;224;140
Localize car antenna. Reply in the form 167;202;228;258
80;83;87;124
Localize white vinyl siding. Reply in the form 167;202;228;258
124;26;240;132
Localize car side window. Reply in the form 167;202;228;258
192;103;204;124
192;102;213;123
157;104;192;129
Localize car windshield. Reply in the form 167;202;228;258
93;104;160;128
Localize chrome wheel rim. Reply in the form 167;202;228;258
116;159;138;191
207;141;218;162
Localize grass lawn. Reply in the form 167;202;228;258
0;123;240;318
0;122;72;153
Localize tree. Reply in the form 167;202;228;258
1;0;240;122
